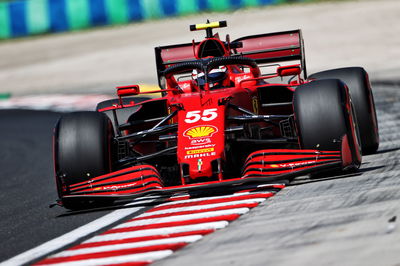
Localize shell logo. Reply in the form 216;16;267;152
184;125;218;139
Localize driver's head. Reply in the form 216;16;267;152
192;66;228;88
192;69;206;87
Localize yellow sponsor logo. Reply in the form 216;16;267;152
186;148;214;155
184;126;217;139
270;164;279;168
252;97;259;114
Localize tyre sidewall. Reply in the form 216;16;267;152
54;111;113;190
309;67;379;154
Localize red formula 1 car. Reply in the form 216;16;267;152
53;21;379;209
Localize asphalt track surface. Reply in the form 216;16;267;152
0;110;113;261
0;83;399;265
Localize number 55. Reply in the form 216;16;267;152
184;108;218;123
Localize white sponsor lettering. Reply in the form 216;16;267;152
279;161;316;168
185;144;216;150
101;183;137;191
184;152;216;159
235;74;252;83
191;138;211;145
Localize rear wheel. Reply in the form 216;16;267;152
294;79;361;168
309;67;379;154
54;111;114;209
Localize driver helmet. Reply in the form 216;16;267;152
192;66;228;88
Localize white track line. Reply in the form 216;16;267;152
0;200;154;266
139;198;267;217
115;208;250;228
86;221;229;243
52;235;202;258
38;250;172;266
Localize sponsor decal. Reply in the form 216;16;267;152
191;138;211;145
235;74;252;83
185;143;215;150
180;82;191;90
269;161;316;168
197;159;203;171
184;152;216;159
252;96;259;114
94;183;137;192
183;125;218;139
186;148;214;155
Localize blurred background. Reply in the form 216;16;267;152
0;0;398;101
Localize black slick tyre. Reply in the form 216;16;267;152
294;79;361;168
54;111;114;209
309;67;379;154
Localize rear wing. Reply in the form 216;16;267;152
232;29;306;77
154;29;307;88
155;42;198;89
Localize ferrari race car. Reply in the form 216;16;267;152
53;21;379;209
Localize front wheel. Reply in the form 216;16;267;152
54;111;114;209
309;67;379;154
294;79;361;169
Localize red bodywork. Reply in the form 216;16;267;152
58;22;360;205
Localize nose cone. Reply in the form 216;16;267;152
176;97;226;183
186;153;216;180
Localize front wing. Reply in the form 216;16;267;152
58;149;352;207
